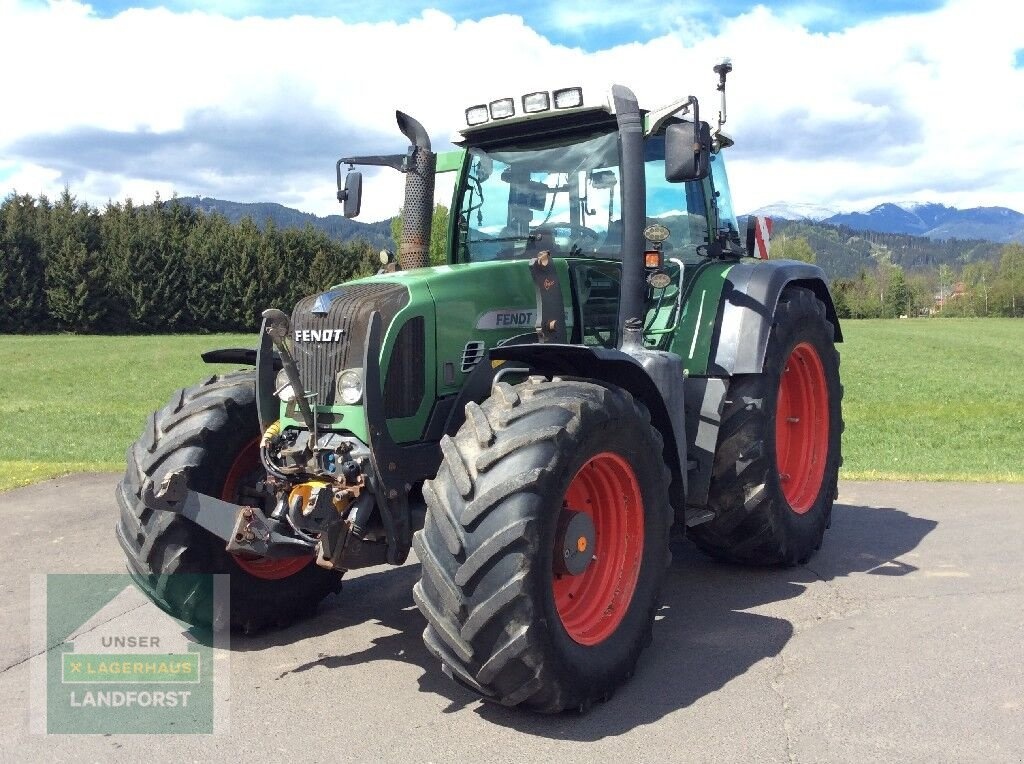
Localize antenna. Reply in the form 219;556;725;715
713;57;732;134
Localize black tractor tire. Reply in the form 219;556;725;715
115;371;341;632
413;378;672;713
689;286;843;566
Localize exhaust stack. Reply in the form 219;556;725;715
611;85;646;347
396;111;436;270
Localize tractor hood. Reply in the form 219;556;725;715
284;260;575;445
370;259;575;399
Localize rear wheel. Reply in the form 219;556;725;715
689;286;842;565
413;379;672;712
115;372;341;632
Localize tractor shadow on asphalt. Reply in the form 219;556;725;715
231;502;937;739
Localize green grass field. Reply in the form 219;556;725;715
1;334;249;491
838;319;1023;482
1;318;1022;491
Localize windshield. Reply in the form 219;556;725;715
710;150;739;237
456;128;711;263
457;131;622;262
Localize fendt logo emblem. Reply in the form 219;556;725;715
311;288;344;315
294;329;344;342
476;308;574;331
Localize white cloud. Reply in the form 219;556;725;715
547;0;713;36
1;0;1022;222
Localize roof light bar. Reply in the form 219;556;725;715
464;87;584;127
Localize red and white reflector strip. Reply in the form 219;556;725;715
754;216;773;259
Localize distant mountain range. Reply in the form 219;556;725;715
173;196;1019;283
767;219;1004;280
175;196;394;251
747;201;1024;244
180;196;1024;251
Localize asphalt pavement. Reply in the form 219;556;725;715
0;474;1021;762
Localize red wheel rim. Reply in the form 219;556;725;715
223;437;311;580
552;452;644;646
775;342;830;514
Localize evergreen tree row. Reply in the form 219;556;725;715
0;191;379;333
4;190;1021;333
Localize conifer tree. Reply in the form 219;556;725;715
0;193;48;331
220;217;262;331
255;219;290;315
45;237;110;329
184;212;231;332
42;189;110;331
99;200;134;332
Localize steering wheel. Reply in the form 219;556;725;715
523;225;604;256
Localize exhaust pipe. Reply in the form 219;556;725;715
611;85;646;347
396;111;436;270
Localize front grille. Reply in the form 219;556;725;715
383;316;425;418
291;282;409;407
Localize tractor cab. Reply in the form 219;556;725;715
453;99;734;267
442;84;746;351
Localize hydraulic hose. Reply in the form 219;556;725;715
261;308;316;434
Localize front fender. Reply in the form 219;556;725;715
489;343;688;516
201;333;281;433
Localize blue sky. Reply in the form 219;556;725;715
2;0;1022;219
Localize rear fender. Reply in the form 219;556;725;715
684;260;842;510
709;261;842;376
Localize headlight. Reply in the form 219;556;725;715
337;369;363;405
274;369;296;402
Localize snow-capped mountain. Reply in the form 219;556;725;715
744;201;1024;243
745;202;840;222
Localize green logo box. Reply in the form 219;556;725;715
31;573;230;735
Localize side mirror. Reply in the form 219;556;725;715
745;215;773;259
664;120;711;183
338;171;362;218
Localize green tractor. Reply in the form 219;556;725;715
117;63;842;713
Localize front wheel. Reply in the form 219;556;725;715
413;379;672;712
689;286;843;565
115;372;341;632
